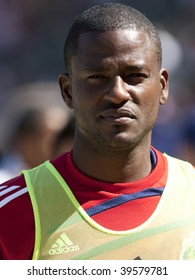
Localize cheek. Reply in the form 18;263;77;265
72;84;101;118
72;93;92;125
140;89;161;120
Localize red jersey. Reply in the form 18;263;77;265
0;147;167;259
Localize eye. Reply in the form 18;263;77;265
124;73;149;84
87;74;107;80
85;74;109;86
127;73;148;78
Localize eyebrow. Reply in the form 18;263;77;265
125;64;151;73
81;64;151;74
81;65;107;73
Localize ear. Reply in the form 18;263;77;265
159;68;169;105
59;73;73;109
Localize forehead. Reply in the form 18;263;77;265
72;30;157;69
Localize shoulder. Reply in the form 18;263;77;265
0;152;70;211
0;152;70;208
164;153;195;168
163;154;195;186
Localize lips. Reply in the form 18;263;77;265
99;108;136;124
100;108;136;118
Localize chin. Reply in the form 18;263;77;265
98;134;138;150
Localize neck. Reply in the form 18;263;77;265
72;133;152;183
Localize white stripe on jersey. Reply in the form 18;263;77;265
0;185;10;190
0;187;28;208
0;185;21;196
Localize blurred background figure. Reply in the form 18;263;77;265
0;81;73;182
0;149;11;182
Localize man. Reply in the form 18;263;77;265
0;3;195;260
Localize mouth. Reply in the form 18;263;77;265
99;108;137;124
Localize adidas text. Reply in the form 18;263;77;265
49;245;80;255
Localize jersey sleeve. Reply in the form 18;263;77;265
0;174;35;259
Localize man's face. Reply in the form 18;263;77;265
61;30;168;150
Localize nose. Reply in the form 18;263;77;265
104;76;130;104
